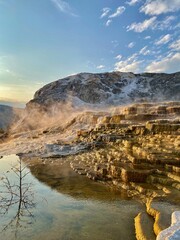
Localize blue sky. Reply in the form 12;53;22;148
0;0;180;102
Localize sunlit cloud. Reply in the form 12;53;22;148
146;52;180;73
155;34;171;45
140;0;180;15
114;53;143;73
127;16;157;32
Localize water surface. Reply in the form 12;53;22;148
0;155;145;240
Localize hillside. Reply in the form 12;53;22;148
27;71;180;111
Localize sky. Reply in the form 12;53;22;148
0;0;180;103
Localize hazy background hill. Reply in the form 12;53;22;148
0;105;23;131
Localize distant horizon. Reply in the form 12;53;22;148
0;0;180;102
0;98;26;108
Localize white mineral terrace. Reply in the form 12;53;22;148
157;211;180;240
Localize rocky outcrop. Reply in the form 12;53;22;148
27;72;180;111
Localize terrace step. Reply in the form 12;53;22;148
134;211;156;240
146;198;180;236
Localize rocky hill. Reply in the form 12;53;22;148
27;71;180;111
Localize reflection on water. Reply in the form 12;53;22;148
0;155;35;238
28;159;129;201
0;155;145;240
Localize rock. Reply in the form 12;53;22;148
145;122;180;133
167;106;180;114
109;115;125;123
121;168;151;183
123;106;137;115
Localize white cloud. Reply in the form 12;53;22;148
169;39;180;51
127;16;157;32
140;0;180;15
51;0;77;16
144;36;151;39
139;46;150;55
97;65;105;69
156;16;176;30
115;54;122;60
109;6;125;18
100;6;125;27
128;15;176;32
126;0;141;6
155;34;171;45
100;7;111;18
146;52;180;73
128;42;135;48
106;19;112;26
115;60;142;73
114;54;143;73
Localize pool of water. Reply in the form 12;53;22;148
0;155;145;240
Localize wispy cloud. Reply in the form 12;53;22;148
100;7;111;18
100;6;125;27
144;36;151;39
155;16;176;30
139;46;150;55
155;34;171;45
140;0;180;15
128;42;135;48
127;16;157;32
51;0;78;17
169;39;180;51
106;19;112;27
115;54;122;60
109;6;125;18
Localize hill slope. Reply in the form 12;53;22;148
27;71;180;110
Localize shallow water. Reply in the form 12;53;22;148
0;155;145;240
